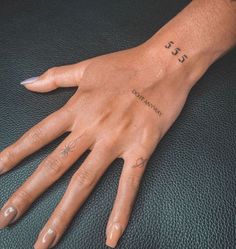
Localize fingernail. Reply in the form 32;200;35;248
106;223;123;248
20;77;39;85
0;164;5;175
0;166;4;175
0;206;17;228
0;158;5;175
34;228;56;249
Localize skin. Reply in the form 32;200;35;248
0;0;235;248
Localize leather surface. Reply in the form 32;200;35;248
0;0;235;248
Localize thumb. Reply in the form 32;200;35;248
20;60;91;93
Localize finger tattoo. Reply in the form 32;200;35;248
60;134;84;158
131;157;148;168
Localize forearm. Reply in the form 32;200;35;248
141;0;236;89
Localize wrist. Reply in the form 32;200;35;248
138;36;211;92
137;0;236;91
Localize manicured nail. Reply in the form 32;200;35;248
0;157;4;175
0;206;17;228
34;228;56;249
0;160;6;175
20;77;39;85
106;223;123;248
0;165;4;175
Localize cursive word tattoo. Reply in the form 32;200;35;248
60;134;84;158
132;157;148;168
132;89;162;117
164;41;188;63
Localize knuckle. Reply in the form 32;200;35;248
28;126;44;144
101;138;119;155
0;148;15;166
94;136;118;154
55;208;66;220
60;106;74;118
45;67;58;79
124;145;149;162
11;189;33;207
51;208;67;227
50;208;69;232
72;166;96;188
42;155;64;176
102;139;116;150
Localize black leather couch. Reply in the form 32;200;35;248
0;0;235;248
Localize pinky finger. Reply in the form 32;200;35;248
105;147;151;248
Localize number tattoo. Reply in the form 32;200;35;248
178;54;188;63
165;41;174;49
164;41;188;64
171;47;181;55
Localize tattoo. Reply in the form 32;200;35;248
171;47;181;55
178;54;188;63
165;41;174;48
60;134;83;158
131;89;162;117
132;157;148;168
164;41;188;64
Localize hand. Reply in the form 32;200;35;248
0;43;193;249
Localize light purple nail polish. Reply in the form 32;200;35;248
20;77;39;85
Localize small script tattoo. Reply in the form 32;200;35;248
60;134;83;158
164;41;188;64
131;89;162;117
132;157;148;168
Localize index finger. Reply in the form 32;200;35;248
0;107;71;174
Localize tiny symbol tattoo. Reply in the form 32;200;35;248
60;144;75;157
132;157;148;168
60;134;83;158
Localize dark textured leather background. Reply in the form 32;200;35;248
0;0;235;248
